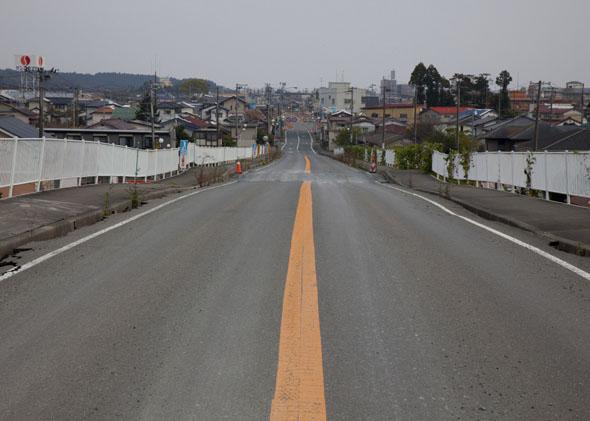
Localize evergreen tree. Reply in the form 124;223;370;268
495;70;513;116
410;63;427;104
135;90;158;122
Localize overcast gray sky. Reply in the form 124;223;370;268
1;0;588;90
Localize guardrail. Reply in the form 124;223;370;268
432;150;590;203
0;138;258;198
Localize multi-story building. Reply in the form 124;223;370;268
318;82;366;114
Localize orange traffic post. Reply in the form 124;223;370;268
235;160;242;175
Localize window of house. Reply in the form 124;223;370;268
400;113;408;120
371;113;378;118
93;135;108;143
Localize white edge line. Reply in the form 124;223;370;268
306;129;317;154
296;132;300;151
0;181;239;283
377;181;590;281
281;131;288;150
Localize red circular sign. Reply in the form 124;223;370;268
37;56;44;67
20;55;31;66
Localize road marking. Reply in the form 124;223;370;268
305;155;311;174
0;181;239;283
306;129;317;154
271;181;326;420
378;182;590;282
296;133;300;151
282;132;288;151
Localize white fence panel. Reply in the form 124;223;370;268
530;152;546;191
385;150;395;167
83;141;99;178
14;140;42;185
432;150;590;200
0;140;15;187
97;142;113;177
1;138;267;198
569;153;590;198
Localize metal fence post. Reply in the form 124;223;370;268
36;136;47;192
8;137;19;198
544;150;549;200
60;138;67;189
496;151;501;190
79;139;86;187
154;148;158;182
94;141;100;185
510;150;515;193
122;145;127;183
564;150;570;204
110;142;115;184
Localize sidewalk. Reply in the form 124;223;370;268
0;164;238;259
382;168;590;256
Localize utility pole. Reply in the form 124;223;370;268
266;83;271;136
498;84;502;120
36;67;57;137
456;80;461;150
413;85;418;144
533;80;542;151
348;87;354;144
72;87;79;128
38;71;45;138
150;83;155;149
581;83;586;126
235;83;240;146
216;85;220;146
381;83;386;147
549;85;555;125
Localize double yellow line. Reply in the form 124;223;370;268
270;156;326;420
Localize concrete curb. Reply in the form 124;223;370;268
0;185;198;260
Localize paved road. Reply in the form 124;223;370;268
1;124;590;420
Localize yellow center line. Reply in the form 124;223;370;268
305;155;311;174
270;181;326;421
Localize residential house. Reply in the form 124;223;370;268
45;118;174;148
0;101;37;125
364;120;408;147
158;102;177;121
456;109;498;137
111;106;138;121
538;104;582;125
325;110;351;151
0;116;40;138
89;105;115;125
161;115;223;146
508;89;532;113
200;104;229;122
361;103;424;123
220;96;248;116
484;115;590;151
420;106;474;128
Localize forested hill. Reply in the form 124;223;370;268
0;69;217;94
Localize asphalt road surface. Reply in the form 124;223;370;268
1;124;590;420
